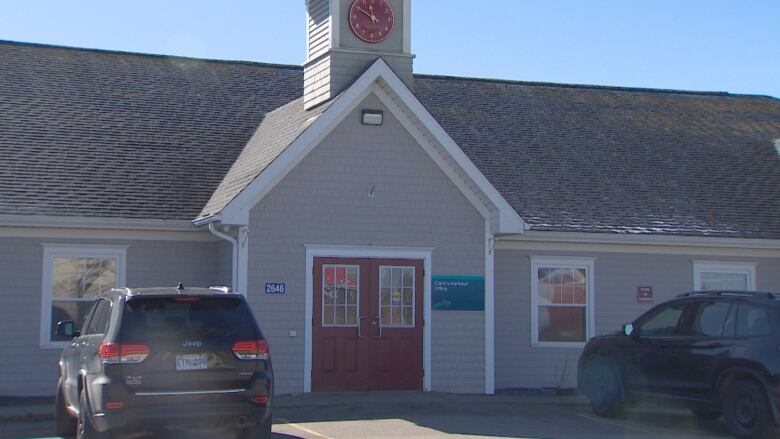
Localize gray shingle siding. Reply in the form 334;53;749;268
0;236;225;395
494;248;780;390
245;94;485;394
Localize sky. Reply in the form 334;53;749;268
0;1;778;98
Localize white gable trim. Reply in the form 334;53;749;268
219;58;525;235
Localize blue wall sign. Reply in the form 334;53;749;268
432;276;485;311
265;283;286;294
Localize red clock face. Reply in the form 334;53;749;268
349;0;395;44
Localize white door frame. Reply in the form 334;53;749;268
304;244;433;393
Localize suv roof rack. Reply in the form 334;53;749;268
208;286;232;294
677;290;778;300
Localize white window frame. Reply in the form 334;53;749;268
320;264;360;328
40;244;127;349
530;256;596;348
693;260;756;292
378;265;416;328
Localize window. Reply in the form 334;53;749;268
736;304;772;337
84;298;111;336
693;261;755;291
379;266;415;327
688;301;733;337
42;244;126;347
637;302;687;337
530;256;595;347
321;264;359;327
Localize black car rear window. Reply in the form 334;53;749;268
119;296;259;341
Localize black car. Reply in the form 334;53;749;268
578;290;780;439
54;285;273;439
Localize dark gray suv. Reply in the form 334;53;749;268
55;285;273;439
578;291;780;439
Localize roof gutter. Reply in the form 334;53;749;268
208;222;238;291
192;214;219;228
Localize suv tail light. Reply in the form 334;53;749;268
232;340;270;360
99;343;150;363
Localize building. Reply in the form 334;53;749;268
1;0;779;396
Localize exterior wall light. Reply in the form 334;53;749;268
362;110;383;126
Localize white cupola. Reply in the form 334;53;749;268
304;0;413;109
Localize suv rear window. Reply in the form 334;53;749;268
119;296;259;341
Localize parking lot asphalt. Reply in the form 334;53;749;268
0;391;743;439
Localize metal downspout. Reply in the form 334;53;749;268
208;222;238;292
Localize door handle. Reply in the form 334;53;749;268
702;342;725;349
373;316;382;339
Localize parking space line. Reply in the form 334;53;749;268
276;418;336;439
573;411;676;438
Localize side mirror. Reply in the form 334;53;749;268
622;323;635;337
56;320;79;338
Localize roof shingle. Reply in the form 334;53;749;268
1;41;779;238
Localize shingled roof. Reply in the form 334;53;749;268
0;41;300;220
1;41;779;238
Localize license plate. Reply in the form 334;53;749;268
176;353;208;371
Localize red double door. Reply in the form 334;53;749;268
312;257;424;391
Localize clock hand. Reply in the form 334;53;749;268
357;7;379;23
368;4;379;23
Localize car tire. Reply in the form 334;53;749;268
236;418;272;439
690;407;721;420
55;382;77;436
583;360;624;418
77;389;107;439
723;380;774;439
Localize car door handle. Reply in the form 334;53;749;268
701;342;725;349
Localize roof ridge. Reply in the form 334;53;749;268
0;39;303;71
413;72;779;100
2;39;777;101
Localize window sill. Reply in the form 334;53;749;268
532;341;587;349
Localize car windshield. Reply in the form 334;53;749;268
119;296;259;340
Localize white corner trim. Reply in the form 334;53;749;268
529;255;596;349
692;260;757;291
484;221;495;394
40;244;128;349
238;226;249;297
303;244;433;393
329;0;339;50
403;0;411;53
219;58;525;236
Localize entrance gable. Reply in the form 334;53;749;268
215;59;525;235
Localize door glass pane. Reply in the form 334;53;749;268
689;301;731;337
322;264;359;327
379;266;414;328
323;305;334;325
638;303;685;337
737;305;772;336
346;306;357;325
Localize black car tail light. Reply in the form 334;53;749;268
232;340;270;360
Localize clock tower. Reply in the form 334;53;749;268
304;0;413;109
